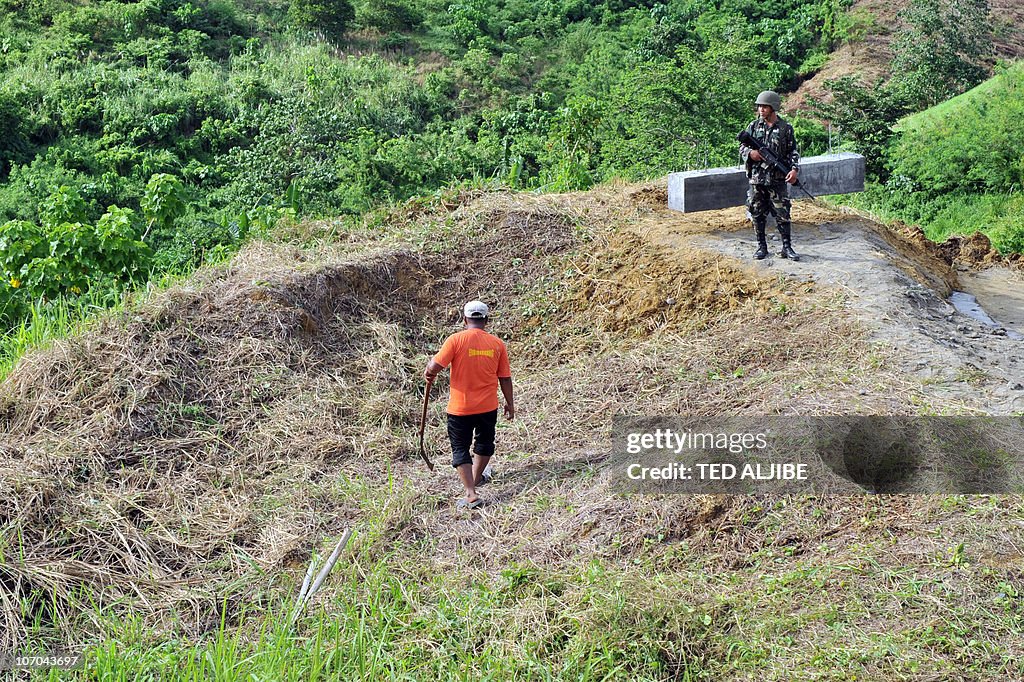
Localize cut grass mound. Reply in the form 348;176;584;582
0;188;581;651
1;183;1021;680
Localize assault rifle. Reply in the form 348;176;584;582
737;129;816;201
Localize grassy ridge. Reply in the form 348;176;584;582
897;61;1024;135
4;186;1022;681
853;60;1024;253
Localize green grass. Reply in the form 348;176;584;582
897;60;1024;136
854;60;1024;255
15;531;1023;681
920;193;1024;253
835;184;1024;254
0;294;110;381
0;268;197;383
12;486;1023;680
31;557;706;681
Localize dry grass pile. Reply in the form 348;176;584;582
0;180;1004;660
569;230;792;334
435;298;924;566
0;192;580;651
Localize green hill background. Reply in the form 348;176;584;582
1;0;1020;346
3;1;1024;678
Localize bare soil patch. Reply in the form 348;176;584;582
787;0;1024;114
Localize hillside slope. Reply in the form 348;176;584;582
788;0;1024;112
1;184;1023;678
898;59;1024;135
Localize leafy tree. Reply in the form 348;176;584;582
537;95;600;191
809;76;912;180
445;0;492;47
288;0;355;37
477;94;552;187
888;0;992;110
600;41;768;179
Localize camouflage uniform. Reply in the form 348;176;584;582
739;115;801;258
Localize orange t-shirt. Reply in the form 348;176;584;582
433;328;512;416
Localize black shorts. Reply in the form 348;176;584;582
447;410;498;467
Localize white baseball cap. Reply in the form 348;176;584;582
463;300;489;319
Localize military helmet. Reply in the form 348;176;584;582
755;90;782;111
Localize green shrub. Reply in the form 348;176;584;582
0;280;30;333
921;193;1024;255
288;0;355;37
40;184;90;226
0;220;48;282
151;216;237;272
356;0;423;31
0;187;151;304
141;172;188;240
809;76;912;181
789;114;829;157
0;86;32;176
51;3;126;48
0;217;150;300
445;0;492;47
890;68;1024;197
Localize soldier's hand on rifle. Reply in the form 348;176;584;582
749;150;763;162
786;168;798;185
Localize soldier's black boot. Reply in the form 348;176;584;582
780;239;800;260
753;221;768;260
777;223;800;261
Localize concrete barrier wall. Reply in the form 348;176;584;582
667;152;865;213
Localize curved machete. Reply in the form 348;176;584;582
418;376;435;470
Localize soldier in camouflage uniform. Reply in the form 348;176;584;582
739;90;801;261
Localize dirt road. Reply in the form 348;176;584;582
635;200;1024;414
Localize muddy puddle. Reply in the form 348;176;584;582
955;267;1024;340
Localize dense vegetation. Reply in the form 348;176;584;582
844;60;1024;253
812;0;1024;253
0;0;851;337
1;0;1019;350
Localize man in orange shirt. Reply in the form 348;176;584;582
424;300;515;509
